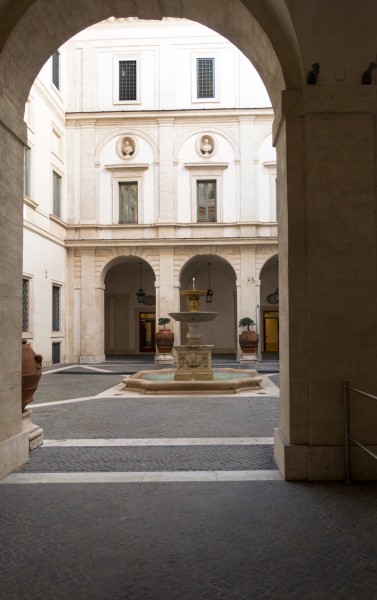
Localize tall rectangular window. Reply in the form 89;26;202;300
119;182;138;223
197;180;217;222
53;171;61;218
24;146;31;197
52;342;61;364
197;58;215;99
52;51;60;90
22;278;30;332
119;60;137;101
52;285;61;332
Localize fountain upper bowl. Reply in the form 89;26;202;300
169;312;219;323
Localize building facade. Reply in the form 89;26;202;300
22;18;278;366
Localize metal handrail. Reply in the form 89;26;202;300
343;381;377;483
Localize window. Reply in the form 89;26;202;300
197;180;217;222
53;171;61;217
52;342;61;364
24;146;31;197
119;182;138;223
197;58;215;99
119;60;137;101
52;285;61;331
52;51;60;90
22;278;30;332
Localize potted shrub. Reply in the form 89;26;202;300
155;317;174;354
238;317;258;354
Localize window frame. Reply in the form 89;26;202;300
196;179;217;223
52;284;61;333
192;53;219;104
24;146;32;198
118;181;139;224
113;55;141;105
22;277;30;334
52;170;62;218
52;51;60;90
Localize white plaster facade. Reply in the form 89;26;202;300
23;18;277;365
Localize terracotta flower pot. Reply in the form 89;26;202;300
239;330;258;354
22;340;43;412
155;329;174;354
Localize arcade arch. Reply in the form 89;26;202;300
259;255;279;357
104;258;156;356
179;255;237;354
4;0;373;483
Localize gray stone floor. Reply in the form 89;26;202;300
1;363;377;599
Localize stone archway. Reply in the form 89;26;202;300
0;1;301;480
5;0;370;483
103;258;156;356
179;255;237;355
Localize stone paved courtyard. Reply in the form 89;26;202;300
1;363;377;599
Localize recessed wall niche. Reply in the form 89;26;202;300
197;134;215;157
118;136;136;159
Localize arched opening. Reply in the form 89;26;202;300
259;255;279;360
104;258;156;356
179;255;237;357
1;0;322;483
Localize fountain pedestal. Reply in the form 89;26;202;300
174;345;214;381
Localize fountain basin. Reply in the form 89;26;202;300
122;368;262;395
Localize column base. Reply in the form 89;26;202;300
22;409;43;450
274;428;347;481
0;430;29;480
155;353;175;365
80;354;106;364
239;353;258;364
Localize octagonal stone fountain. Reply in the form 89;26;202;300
123;278;262;394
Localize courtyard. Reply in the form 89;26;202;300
1;360;376;599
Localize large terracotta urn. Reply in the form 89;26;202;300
238;318;258;354
22;339;43;412
155;328;174;354
239;330;258;354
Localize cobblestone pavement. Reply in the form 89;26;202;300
31;396;279;438
1;481;376;599
16;445;276;472
2;364;377;599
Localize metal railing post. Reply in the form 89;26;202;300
343;381;351;483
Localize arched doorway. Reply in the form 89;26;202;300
260;255;279;358
179;256;237;357
104;258;156;356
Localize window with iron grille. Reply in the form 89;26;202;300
22;278;29;332
53;171;61;217
197;58;215;99
52;342;61;364
52;51;60;90
119;60;137;101
197;180;217;222
119;182;138;223
52;285;61;331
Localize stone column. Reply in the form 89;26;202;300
79;250;106;363
239;116;256;221
0;120;29;478
274;87;377;481
157;119;175;223
239;247;258;364
80;121;97;223
155;248;176;364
